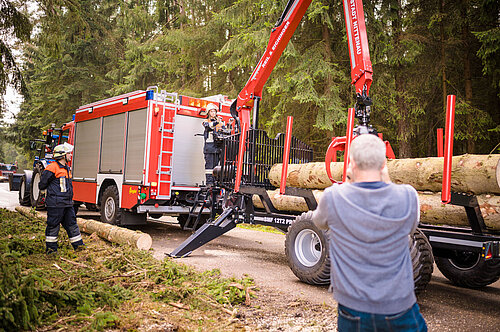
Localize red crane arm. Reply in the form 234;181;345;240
233;0;313;129
232;0;374;192
342;0;373;95
231;0;373;129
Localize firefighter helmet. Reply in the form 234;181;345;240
206;103;218;114
53;143;74;159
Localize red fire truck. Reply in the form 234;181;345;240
69;88;237;227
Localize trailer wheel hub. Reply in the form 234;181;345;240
32;173;40;200
294;229;322;267
104;196;116;220
448;251;481;270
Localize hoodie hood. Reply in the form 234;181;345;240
332;183;418;243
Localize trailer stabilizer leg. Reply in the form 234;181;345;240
169;207;237;258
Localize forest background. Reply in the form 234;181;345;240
0;0;499;168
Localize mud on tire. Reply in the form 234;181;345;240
410;229;434;294
285;211;330;285
435;251;500;288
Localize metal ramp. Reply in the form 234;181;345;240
156;91;178;199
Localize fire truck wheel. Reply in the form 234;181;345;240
435;251;500;288
285;211;330;285
410;229;434;294
30;164;46;210
100;185;122;225
18;175;31;206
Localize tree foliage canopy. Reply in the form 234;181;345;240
4;0;500;159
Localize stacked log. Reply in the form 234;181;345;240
15;206;152;250
259;154;500;230
268;154;500;194
252;190;500;230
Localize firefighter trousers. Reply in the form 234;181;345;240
204;152;219;185
45;206;84;253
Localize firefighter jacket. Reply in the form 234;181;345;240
39;161;74;208
203;118;219;153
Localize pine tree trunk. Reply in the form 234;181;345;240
394;0;412;158
252;190;500;230
268;154;500;194
440;0;447;113
462;1;475;153
15;207;152;250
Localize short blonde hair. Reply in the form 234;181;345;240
349;134;386;171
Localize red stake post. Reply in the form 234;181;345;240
280;116;294;195
234;122;249;193
343;108;355;182
442;95;456;204
437;128;444;157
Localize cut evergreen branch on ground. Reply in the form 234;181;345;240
0;208;256;331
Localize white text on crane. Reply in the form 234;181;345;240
350;0;362;55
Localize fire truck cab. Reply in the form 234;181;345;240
71;88;233;226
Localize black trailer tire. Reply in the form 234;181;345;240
100;185;122;225
18;175;31;206
410;229;434;294
285;211;330;285
285;213;434;293
435;251;500;288
30;164;46;209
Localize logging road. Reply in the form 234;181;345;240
1;182;500;331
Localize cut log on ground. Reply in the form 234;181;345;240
15;206;152;250
268;154;500;195
252;190;500;230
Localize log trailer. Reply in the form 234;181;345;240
168;0;500;291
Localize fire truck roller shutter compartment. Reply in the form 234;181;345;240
100;113;126;174
125;108;148;183
72;118;101;203
73;118;100;180
171;114;206;187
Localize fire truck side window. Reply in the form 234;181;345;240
73;119;100;180
100;113;126;174
59;130;70;144
124;108;147;183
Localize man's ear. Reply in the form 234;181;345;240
380;159;387;171
349;158;356;170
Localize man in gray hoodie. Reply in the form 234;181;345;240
313;134;427;331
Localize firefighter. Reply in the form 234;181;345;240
202;103;222;186
39;143;85;254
